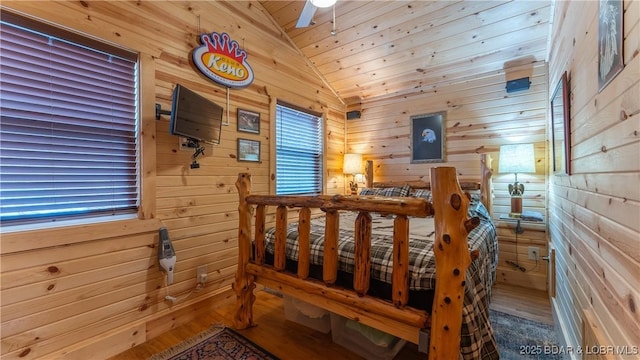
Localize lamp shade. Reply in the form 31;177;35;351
498;144;535;174
343;153;362;175
310;0;337;8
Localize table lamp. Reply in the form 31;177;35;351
498;144;535;217
343;153;363;195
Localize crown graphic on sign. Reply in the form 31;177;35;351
192;31;254;89
201;32;247;64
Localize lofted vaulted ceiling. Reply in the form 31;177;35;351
260;0;552;104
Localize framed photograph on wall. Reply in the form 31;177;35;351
410;111;446;163
551;71;570;175
237;108;260;134
598;0;623;92
237;138;260;162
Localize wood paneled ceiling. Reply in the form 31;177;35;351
260;0;552;103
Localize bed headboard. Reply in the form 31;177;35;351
363;154;493;214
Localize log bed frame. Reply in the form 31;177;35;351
233;155;493;360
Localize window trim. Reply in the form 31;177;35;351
136;53;156;221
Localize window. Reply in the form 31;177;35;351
275;102;323;195
0;12;139;226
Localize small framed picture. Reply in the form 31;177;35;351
598;0;624;92
410;111;446;163
237;138;260;162
237;108;260;134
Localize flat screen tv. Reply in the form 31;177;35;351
169;84;223;145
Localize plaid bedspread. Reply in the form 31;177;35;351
264;198;499;359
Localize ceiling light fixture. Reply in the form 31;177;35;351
310;0;337;8
330;4;337;36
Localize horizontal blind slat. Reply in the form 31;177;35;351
275;103;323;195
0;19;139;225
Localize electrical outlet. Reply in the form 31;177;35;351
528;246;540;260
196;265;207;285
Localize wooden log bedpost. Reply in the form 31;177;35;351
428;167;478;360
233;173;256;329
480;154;493;215
365;159;373;188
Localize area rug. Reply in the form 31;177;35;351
148;323;279;360
490;310;566;360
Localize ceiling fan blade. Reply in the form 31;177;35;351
296;0;317;28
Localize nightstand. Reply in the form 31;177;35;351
498;214;545;226
495;214;548;291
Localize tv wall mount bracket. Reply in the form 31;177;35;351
155;103;170;120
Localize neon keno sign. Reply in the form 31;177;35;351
192;32;254;88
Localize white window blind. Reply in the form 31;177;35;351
275;102;323;195
0;14;139;225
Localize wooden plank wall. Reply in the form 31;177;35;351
0;1;345;359
547;0;640;356
346;61;549;290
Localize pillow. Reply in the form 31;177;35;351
359;187;378;195
360;185;410;197
412;188;432;202
375;185;410;197
398;184;411;197
468;196;492;222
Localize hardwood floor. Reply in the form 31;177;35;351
490;283;553;326
109;283;553;359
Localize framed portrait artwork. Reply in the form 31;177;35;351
551;71;570;175
237;108;260;134
598;0;624;92
410;111;446;163
237;138;260;162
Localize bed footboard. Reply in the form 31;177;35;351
233;167;478;360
